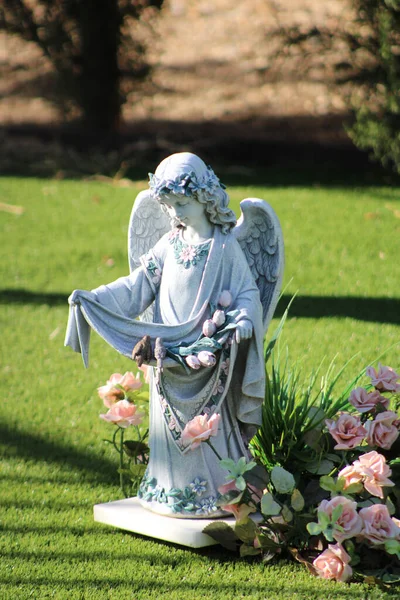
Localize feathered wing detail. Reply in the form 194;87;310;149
127;190;171;322
233;198;284;332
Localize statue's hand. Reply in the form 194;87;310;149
235;319;253;343
68;290;82;305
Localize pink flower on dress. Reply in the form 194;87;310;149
186;355;201;370
212;310;226;327
100;399;144;428
202;319;217;337
359;504;400;545
168;416;179;432
168;228;180;241
179;245;197;263
221;358;230;376
197;351;217;367
313;543;352;582
98;372;143;407
317;496;362;542
218;290;232;307
181;413;221;450
366;363;400;393
212;379;224;395
365;411;400;450
354;450;395;498
349;387;389;413
325;413;366;450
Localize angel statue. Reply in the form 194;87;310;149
65;152;284;518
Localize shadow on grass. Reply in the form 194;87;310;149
1;289;400;325
276;294;400;325
0;575;377;598
0;422;116;485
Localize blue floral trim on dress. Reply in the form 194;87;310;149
168;229;211;269
148;167;225;200
141;250;162;287
138;474;218;515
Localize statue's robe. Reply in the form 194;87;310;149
65;226;265;517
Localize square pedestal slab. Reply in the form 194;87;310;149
94;497;238;548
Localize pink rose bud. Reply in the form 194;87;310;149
186;355;201;370
212;309;226;327
181;413;221;449
218;290;232;308
197;351;217;368
366;363;400;393
313;543;352;582
202;319;217;337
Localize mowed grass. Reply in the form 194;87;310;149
0;173;399;600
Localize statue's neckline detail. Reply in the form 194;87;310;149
168;228;211;269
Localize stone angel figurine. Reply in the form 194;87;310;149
65;152;284;518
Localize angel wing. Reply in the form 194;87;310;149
233;198;284;332
127;190;171;321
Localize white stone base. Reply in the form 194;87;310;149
94;496;238;548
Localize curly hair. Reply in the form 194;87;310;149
149;152;237;234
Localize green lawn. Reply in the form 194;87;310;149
0;173;399;599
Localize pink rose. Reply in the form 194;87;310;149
212;309;226;327
98;372;142;407
366;363;400;393
202;319;217;337
359;504;400;545
218;479;238;496
221;502;256;521
181;413;221;449
349;387;389;413
197;351;217;368
325;413;366;450
318;496;363;542
354;450;395;498
365;411;400;450
338;464;364;489
218;290;232;308
100;399;145;428
186;355;201;370
313;543;353;582
138;364;151;384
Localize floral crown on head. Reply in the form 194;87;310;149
148;166;225;200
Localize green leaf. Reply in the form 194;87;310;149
128;464;147;478
123;440;149;458
291;489;305;512
215;490;244;507
343;482;363;494
281;505;293;523
243;464;269;489
318;511;330;528
236;476;246;491
306;459;334;475
319;476;337;492
235;518;257;544
331;504;344;523
261;493;281;516
202;522;239;551
239;543;261;557
306;522;322;536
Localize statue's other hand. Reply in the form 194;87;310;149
68;289;83;306
235;319;253;343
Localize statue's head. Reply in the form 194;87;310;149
148;152;236;233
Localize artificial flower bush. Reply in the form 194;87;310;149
203;358;400;586
97;371;149;497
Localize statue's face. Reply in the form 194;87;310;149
161;193;206;228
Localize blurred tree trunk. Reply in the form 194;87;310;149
0;0;164;133
78;0;122;131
